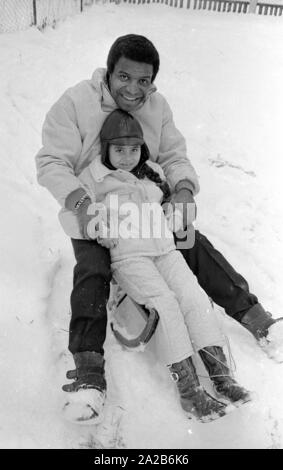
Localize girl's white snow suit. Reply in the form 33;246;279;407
76;157;225;365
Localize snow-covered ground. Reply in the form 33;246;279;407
1;3;283;449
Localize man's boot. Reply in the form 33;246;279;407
169;356;232;422
199;346;251;405
240;306;283;362
62;351;106;424
240;305;278;340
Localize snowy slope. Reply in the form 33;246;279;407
0;4;283;448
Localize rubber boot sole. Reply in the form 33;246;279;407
213;387;254;408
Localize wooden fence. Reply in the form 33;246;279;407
110;0;283;16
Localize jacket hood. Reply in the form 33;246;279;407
90;68;117;112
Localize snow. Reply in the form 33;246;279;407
1;2;283;449
260;321;283;362
63;388;106;425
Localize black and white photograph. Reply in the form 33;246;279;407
0;0;283;451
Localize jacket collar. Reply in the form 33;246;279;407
88;156;142;184
89;156;114;182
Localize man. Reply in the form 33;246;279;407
35;34;282;423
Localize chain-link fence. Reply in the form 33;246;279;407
0;0;95;33
36;0;80;30
0;0;34;33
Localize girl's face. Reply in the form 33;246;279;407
109;144;141;171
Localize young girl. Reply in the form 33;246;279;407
63;109;251;423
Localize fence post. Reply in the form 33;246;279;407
249;0;257;13
81;0;83;12
32;0;37;26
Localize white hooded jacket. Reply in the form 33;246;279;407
60;158;176;261
35;68;200;236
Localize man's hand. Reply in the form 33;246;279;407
166;208;184;233
170;187;197;230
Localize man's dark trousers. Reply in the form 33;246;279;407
70;230;260;354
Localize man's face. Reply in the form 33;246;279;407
109;57;154;112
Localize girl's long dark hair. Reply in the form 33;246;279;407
133;160;171;202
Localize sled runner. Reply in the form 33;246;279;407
109;284;160;348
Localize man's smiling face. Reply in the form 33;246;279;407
109;57;154;112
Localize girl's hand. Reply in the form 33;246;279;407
97;237;119;249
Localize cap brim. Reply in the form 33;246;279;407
108;137;144;146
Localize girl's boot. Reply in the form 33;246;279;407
199;346;252;405
169;356;232;422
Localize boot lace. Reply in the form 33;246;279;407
198;335;237;380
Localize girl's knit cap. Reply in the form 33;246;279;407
100;109;144;146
